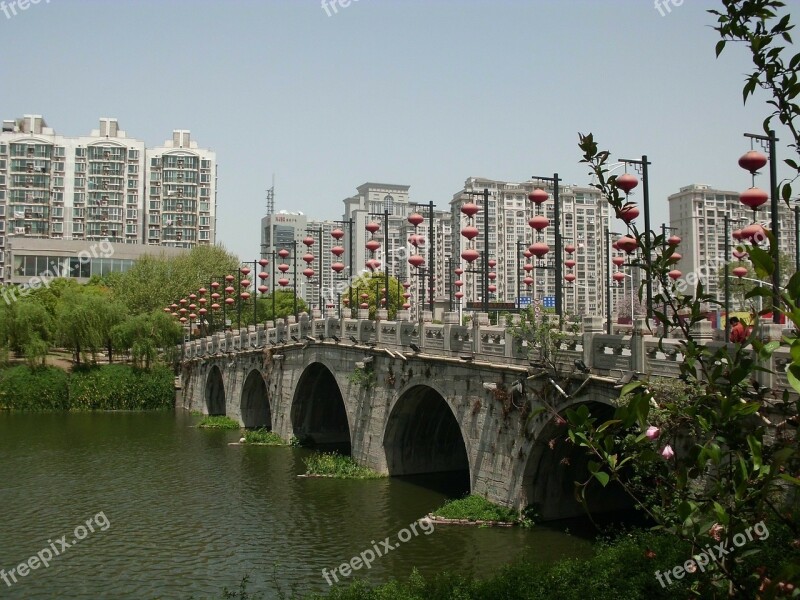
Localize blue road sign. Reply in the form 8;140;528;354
543;296;556;309
516;296;531;308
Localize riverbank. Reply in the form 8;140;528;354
0;364;174;411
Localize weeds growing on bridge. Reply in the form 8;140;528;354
198;415;240;430
430;494;532;527
242;428;287;445
303;452;385;479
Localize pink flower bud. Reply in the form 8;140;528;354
645;426;660;440
660;445;675;460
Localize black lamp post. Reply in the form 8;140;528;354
459;188;490;314
409;201;436;312
618;156;652;321
742;131;780;324
367;211;391;310
331;219;355;318
305;226;324;312
605;228;624;334
530;174;562;324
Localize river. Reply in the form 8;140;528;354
0;411;592;599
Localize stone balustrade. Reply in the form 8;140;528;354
179;312;794;392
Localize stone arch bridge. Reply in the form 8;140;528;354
179;311;790;520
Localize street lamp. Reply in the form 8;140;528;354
305;226;324;312
459;188;490;314
409;201;436;313
366;211;391;311
617;156;653;321
739;131;780;323
529;173;563;323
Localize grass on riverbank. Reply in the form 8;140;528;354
242;428;286;445
430;494;522;525
198;415;241;429
303;452;385;479
0;364;174;411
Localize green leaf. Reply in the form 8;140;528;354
787;364;800;395
715;39;726;57
593;471;610;487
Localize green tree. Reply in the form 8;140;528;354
109;245;239;314
55;287;127;365
111;310;182;369
344;274;403;319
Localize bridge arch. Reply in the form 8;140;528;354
522;397;632;521
240;369;271;429
290;362;351;453
383;384;470;482
205;365;226;416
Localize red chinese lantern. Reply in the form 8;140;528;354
612;256;625;267
240;280;250;288
409;254;425;268
668;270;682;280
278;278;289;287
461;248;480;263
258;271;268;280
565;244;576;254
408;213;424;226
365;222;380;234
529;216;549;230
332;262;345;273
528;189;548;204
453;293;463;301
240;267;251;276
454;267;463;276
303;236;314;247
616;173;639;194
565;273;576;283
258;258;268;267
461;226;479;240
619;203;640;223
523;276;533;286
565;259;576;268
278;264;289;273
613;272;626;283
225;297;235;305
488;284;497;293
733;266;748;278
225;274;235;282
461;203;479;217
332;245;345;256
530;242;549;257
738;150;767;174
210;282;220;290
303;253;314;264
331;228;345;240
523;263;533;272
454;280;463;288
739;187;768;210
617;236;638;254
366;239;381;252
488;259;496;268
667;235;681;246
278;249;289;259
258;285;268;294
303;268;314;278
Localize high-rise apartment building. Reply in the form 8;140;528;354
668;183;797;300
0;115;217;282
342;183;453;308
450;177;619;317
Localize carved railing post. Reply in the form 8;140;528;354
582;316;604;369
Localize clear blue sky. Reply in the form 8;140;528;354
2;0;795;261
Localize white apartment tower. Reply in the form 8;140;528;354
342;183;453;306
0;115;217;281
668;183;797;300
450;177;619;317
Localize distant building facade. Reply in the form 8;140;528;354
0;114;217;283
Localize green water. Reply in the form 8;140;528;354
0;411;591;599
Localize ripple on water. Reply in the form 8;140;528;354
0;411;591;599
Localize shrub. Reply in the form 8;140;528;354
242;428;286;445
0;366;69;411
431;495;520;524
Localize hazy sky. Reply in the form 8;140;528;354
2;0;796;261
